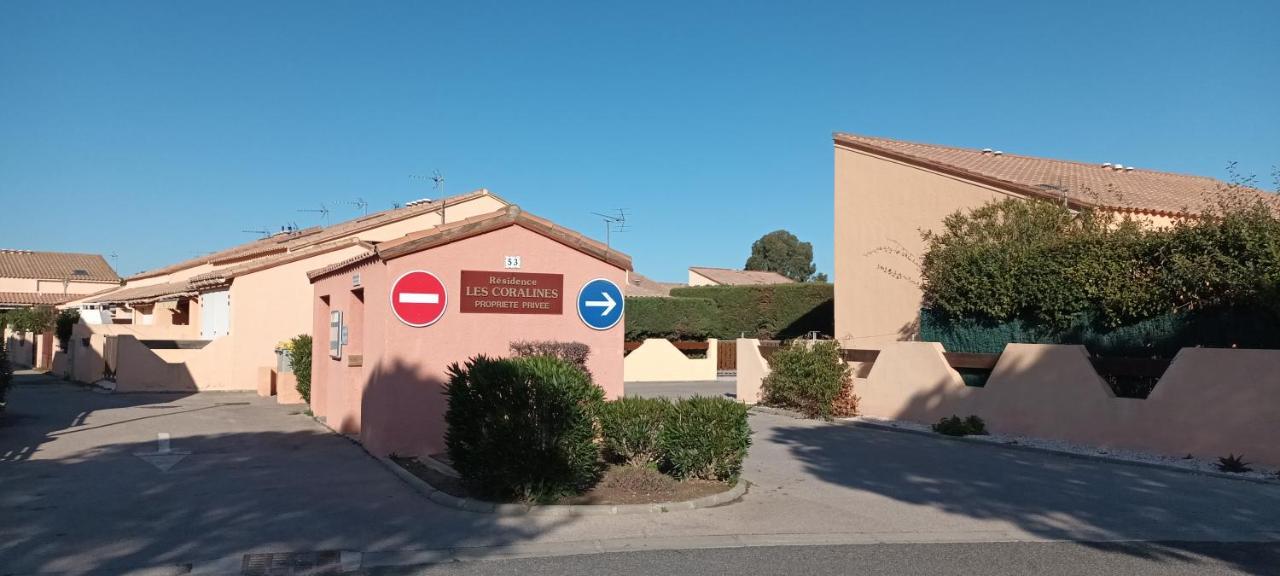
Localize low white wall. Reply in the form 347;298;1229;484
623;338;718;382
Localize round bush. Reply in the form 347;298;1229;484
658;396;751;482
761;340;856;419
444;355;605;503
598;397;673;466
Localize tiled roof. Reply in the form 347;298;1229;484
84;281;195;305
0;292;88;307
128;190;503;281
833;133;1280;217
689;267;794;286
0;250;119;282
310;205;633;281
626;273;682;297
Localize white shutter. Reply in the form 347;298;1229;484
200;290;231;339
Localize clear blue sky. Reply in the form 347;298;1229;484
2;1;1277;281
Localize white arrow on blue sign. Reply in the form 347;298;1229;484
576;278;624;330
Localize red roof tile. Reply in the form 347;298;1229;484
0;250;119;283
834;133;1280;217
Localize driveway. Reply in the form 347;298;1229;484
4;372;1280;575
624;376;735;399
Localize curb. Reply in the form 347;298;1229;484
376;455;748;515
747;406;1280;486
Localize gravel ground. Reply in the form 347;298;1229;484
849;415;1280;482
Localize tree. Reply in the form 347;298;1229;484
745;230;820;282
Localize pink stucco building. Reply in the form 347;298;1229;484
308;205;631;457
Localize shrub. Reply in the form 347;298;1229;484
445;355;605;502
55;309;79;351
598;397;673;466
760;341;856;419
658;396;751;482
0;338;12;409
933;415;988;436
623;296;718;341
286;334;313;404
1217;453;1252;473
509;340;591;371
920;196;1280;332
669;283;835;340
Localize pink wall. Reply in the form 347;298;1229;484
313;225;627;458
854;342;1280;467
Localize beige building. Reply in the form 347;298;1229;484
687;266;793;287
833;132;1279;349
0;249;119;368
64;190;510;391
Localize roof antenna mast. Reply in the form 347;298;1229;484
297;203;331;226
409;169;447;224
591;209;630;260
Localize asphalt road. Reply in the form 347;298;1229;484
365;542;1280;576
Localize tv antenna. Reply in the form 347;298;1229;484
298;203;331;226
410;170;447;224
349;197;369;215
591;209;630;257
241;227;272;238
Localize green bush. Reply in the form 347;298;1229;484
598;397;673;466
658;396;751;482
670;283;834;340
509;340;591;371
624;296;718;340
445;355;605;502
932;415;988;437
0;338;12;409
920;197;1280;331
286;334;313;404
761;341;856;419
55;309;79;351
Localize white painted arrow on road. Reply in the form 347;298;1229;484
584;291;616;315
399;292;440;304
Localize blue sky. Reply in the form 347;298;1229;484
2;1;1277;281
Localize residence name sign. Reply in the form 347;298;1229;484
460;270;564;315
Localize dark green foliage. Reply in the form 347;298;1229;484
1217;453;1253;473
761;341;856;419
658;396;751;482
445;355;605;502
668;283;834;340
509;340;591;371
933;415;988;436
287;334;313;404
920;197;1280;333
55;309;79;351
920;307;1280;358
623;296;718;341
598;397;673;466
3;306;56;334
0;338;12;408
745;229;820;282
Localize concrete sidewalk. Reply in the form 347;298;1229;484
3;372;1280;575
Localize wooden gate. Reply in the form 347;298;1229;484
716;340;737;372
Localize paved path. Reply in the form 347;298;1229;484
364;542;1280;576
3;372;1280;575
624;377;735;399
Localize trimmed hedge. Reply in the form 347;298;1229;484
625;283;834;341
445;355;604;503
658;396;751;482
286;334;313;404
624;296;718;341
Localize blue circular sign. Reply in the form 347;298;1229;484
576;278;624;331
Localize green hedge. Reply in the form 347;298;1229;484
597;396;673;467
625;283;833;341
657;396;751;482
921;307;1280;358
624;297;718;340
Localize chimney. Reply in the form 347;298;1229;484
1102;163;1113;170
993;150;1003;156
981;148;993;155
1124;166;1135;172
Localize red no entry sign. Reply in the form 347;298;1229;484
390;270;447;327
